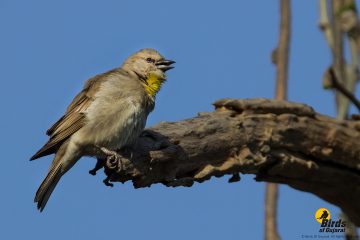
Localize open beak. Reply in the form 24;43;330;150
156;59;176;72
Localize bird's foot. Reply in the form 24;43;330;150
89;158;105;176
100;147;123;169
99;147;125;187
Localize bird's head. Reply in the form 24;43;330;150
122;48;175;83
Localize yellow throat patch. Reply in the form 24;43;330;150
144;72;165;99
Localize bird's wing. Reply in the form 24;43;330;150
30;73;106;160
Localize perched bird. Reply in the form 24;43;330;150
30;48;175;211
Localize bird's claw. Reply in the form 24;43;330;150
89;158;105;176
103;176;114;187
98;147;125;187
93;146;131;187
228;173;241;183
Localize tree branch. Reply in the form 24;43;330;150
332;0;349;120
274;0;291;101
328;67;360;112
268;0;291;238
97;98;360;226
319;0;334;51
265;183;280;240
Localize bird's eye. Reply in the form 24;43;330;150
146;57;154;63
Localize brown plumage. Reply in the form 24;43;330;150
30;73;105;161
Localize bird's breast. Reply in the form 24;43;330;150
84;97;149;150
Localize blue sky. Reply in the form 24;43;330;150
0;0;357;239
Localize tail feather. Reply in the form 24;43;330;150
30;143;57;161
34;163;62;212
34;141;69;212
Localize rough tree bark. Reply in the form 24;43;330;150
97;98;360;226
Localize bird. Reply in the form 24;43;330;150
30;48;175;211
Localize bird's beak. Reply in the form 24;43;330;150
156;59;176;72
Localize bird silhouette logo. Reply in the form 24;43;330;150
315;208;331;223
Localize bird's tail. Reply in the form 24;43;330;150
34;143;68;212
34;162;62;212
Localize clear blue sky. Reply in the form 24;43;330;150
0;0;357;239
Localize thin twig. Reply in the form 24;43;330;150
319;0;360;113
319;0;334;51
341;212;359;240
274;0;291;101
265;183;281;240
339;2;360;237
340;0;360;115
322;1;360;236
328;67;360;111
267;0;291;240
340;0;360;52
332;0;349;119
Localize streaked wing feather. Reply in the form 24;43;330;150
46;91;89;136
46;72;103;136
31;69;120;160
30;112;86;160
